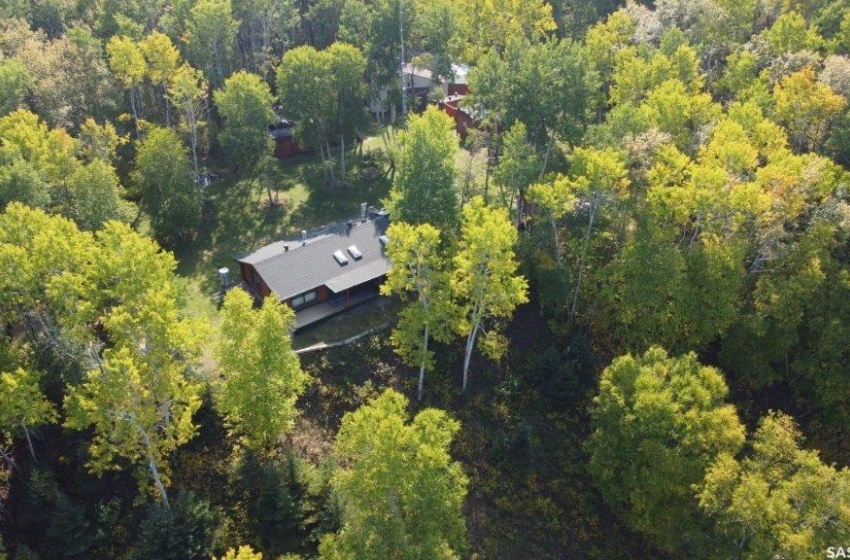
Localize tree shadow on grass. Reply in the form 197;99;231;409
172;148;392;308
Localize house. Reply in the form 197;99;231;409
370;63;470;115
269;119;313;159
438;94;477;137
236;207;391;330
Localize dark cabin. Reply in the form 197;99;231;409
236;209;390;330
269;120;313;158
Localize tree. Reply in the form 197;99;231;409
78;118;123;164
132;126;202;242
214;71;274;176
452;0;557;63
380;222;454;401
467;37;597;157
186;0;238;88
318;389;467;560
452;197;528;392
215;288;309;453
277;43;368;186
168;64;208;181
562;147;629;322
0;367;57;460
326;42;368;185
132;489;219;559
773;68;847;152
66;159;133;231
0;57;31;117
106;35;147;137
64;345;201;509
493;122;540;215
387;106;459;233
140;31;181;125
699;412;850;558
586;347;745;554
277;44;335;183
0;158;50;210
218;546;263;560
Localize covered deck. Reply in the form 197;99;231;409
293;284;382;331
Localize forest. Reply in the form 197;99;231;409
2;0;850;558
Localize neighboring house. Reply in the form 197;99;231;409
236;207;391;330
439;94;478;137
370;63;470;115
269;119;313;159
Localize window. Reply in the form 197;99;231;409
290;290;318;309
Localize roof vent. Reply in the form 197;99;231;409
333;250;349;265
379;235;389;247
347;245;362;260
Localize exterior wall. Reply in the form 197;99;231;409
274;136;313;158
448;83;468;96
438;100;476;137
239;262;271;297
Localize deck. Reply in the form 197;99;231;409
294;289;383;331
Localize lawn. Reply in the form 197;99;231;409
173;140;393;319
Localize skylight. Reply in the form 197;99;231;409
333;250;349;265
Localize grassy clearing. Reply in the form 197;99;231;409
173;141;393;319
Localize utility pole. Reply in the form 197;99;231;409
399;0;407;126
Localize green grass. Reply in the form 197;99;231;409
173;143;393;319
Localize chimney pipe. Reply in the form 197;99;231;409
218;267;231;294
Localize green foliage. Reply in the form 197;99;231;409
387;106;459;232
700;413;850;558
468;37;596;150
453;196;528;390
215;289;309;453
0;158;50;210
0;368;56;450
132;489;220;560
0;57;31;117
380;222;454;400
318;389;467;560
587;347;745;554
773;68;847;152
132;126;202;242
493;122;540;205
67;159;134;231
214;71;275;171
231;451;302;555
217;546;263;560
186;0;238;88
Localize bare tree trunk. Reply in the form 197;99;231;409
139;425;170;511
22;421;36;461
569;195;599;323
340;135;346;186
163;85;171;126
129;88;140;139
462;320;480;392
325;141;336;186
418;323;429;402
318;144;330;184
550;217;562;266
188;108;200;181
539;133;554;179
